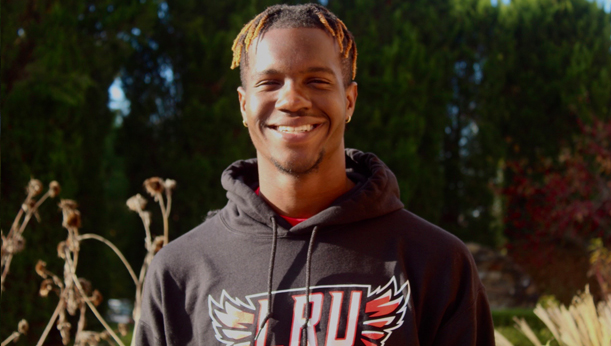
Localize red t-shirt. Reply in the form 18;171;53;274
255;187;308;226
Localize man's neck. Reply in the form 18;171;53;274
257;155;355;219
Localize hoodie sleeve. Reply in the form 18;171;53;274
431;284;495;345
133;258;168;346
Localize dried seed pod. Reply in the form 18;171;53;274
49;181;61;198
16;234;25;251
18;319;28;334
90;289;103;306
126;194;147;212
153;236;165;253
164;179;177;191
57;321;72;345
58;199;78;211
39;279;54;297
27;179;43;196
7;235;26;254
21;199;36;212
36;260;48;278
62;209;82;229
57;241;68;259
144;177;165;197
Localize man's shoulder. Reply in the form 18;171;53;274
379;208;469;251
148;211;224;271
365;208;477;272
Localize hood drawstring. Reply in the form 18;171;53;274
300;226;319;346
254;216;279;342
254;219;319;345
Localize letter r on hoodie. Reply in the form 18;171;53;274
289;293;324;346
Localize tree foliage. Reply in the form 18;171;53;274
1;0;156;341
503;117;611;302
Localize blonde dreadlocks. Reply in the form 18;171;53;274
231;4;357;85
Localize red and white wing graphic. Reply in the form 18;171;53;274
208;290;256;346
360;277;411;346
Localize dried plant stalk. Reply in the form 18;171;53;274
142;178;175;245
2;179;60;291
36;302;63;346
504;286;611;346
494;330;515;346
35;200;126;346
77;233;138;285
513;317;543;346
128;177;175;346
1;320;28;346
64;251;124;346
19;176;176;345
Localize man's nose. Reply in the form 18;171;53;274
275;81;311;113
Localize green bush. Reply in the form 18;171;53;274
496;326;557;346
492;308;546;330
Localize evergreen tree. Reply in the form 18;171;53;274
484;0;611;300
1;0;156;341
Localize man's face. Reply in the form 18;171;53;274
238;27;357;176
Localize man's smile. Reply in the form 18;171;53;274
273;124;317;133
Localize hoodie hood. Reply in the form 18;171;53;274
220;148;404;236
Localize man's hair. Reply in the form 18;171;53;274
230;3;357;86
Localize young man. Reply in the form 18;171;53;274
136;4;494;346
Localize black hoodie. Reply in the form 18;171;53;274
136;149;495;346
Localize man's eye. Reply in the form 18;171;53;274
256;80;281;89
309;79;330;86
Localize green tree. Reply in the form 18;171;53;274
116;0;280;246
1;0;156;341
481;0;611;300
329;0;451;226
330;0;504;246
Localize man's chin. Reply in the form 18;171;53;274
271;152;324;177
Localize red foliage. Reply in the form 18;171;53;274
502;117;611;301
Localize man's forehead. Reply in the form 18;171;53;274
247;27;342;73
252;66;336;78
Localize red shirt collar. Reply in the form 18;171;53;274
255;187;308;226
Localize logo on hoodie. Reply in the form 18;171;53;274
208;277;410;346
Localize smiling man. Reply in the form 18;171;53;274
136;4;494;346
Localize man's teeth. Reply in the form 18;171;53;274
275;125;315;133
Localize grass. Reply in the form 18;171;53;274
492;308;546;330
496;326;557;346
493;308;556;346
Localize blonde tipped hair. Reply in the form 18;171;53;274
231;4;357;84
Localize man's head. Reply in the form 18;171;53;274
233;4;358;177
231;3;357;87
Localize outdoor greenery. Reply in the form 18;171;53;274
2;0;610;344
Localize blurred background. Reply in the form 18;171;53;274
2;0;610;344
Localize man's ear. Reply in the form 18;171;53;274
345;81;358;120
237;86;247;124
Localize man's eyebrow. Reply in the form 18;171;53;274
254;69;282;78
303;66;334;75
254;67;335;78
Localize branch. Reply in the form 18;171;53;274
16;190;50;237
36;301;63;346
157;197;169;245
1;332;20;346
64;251;125;346
78;234;138;286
